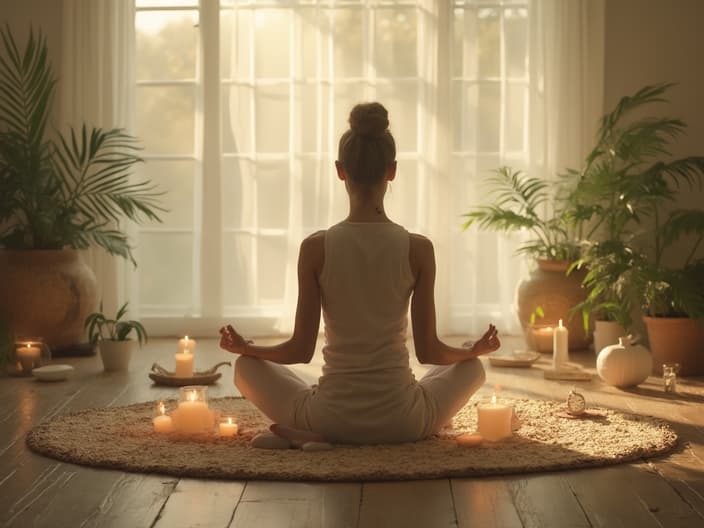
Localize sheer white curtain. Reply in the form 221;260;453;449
61;0;136;317
220;0;605;338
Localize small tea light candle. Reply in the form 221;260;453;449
153;402;173;433
529;325;553;352
178;335;197;354
477;393;513;441
17;343;41;372
219;417;238;437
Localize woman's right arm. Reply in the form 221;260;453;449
409;234;499;364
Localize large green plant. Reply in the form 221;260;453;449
462;166;580;261
567;83;704;327
0;27;163;264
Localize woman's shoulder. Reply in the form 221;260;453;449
408;232;434;253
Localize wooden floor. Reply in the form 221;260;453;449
1;335;703;528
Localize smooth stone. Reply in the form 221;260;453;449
301;441;334;452
251;432;291;450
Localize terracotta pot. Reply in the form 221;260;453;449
99;340;135;372
643;316;704;376
517;259;591;351
0;250;98;348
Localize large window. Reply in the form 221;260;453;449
133;0;529;336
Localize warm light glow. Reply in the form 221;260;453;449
159;402;165;415
188;390;197;402
26;344;31;349
227;417;233;425
491;393;497;405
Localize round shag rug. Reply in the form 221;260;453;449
26;397;677;481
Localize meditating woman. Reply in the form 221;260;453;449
219;102;500;447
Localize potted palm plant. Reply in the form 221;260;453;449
566;83;704;373
462;167;590;351
85;302;148;372
0;27;164;349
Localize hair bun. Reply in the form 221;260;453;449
349;102;389;137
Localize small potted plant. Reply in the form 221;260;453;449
84;302;147;372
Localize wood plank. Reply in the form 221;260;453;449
565;464;704;528
452;478;523;528
507;474;591;528
357;480;456;528
230;481;361;528
153;478;245;528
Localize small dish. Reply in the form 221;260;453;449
488;350;541;368
32;364;75;382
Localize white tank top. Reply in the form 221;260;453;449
317;220;416;405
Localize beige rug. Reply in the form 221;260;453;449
26;397;677;481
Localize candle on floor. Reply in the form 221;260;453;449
477;393;513;441
174;350;194;377
153;402;173;433
172;386;214;434
552;319;569;369
178;335;197;354
17;343;41;372
219;417;238;437
529;325;554;353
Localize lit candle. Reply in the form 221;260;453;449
17;343;41;372
530;326;554;352
218;416;238;437
477;393;513;441
178;335;197;354
172;388;213;434
552;319;569;369
152;402;173;433
174;349;194;377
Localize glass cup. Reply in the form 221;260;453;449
662;363;680;393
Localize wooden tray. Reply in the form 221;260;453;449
148;361;230;387
488;350;541;368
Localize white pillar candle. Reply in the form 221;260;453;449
153;402;173;433
178;335;197;354
477;394;513;441
219;417;238;437
552;319;569;369
174;350;194;377
17;343;41;372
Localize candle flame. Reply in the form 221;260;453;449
26;343;31;349
227;417;232;425
159;402;165;415
491;393;497;404
185;335;189;342
188;390;197;402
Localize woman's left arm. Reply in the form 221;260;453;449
219;231;324;364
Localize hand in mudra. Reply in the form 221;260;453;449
219;325;253;355
461;324;500;356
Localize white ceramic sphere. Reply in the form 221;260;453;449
597;336;653;388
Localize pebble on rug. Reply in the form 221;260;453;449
25;397;678;482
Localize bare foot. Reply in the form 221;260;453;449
270;423;327;448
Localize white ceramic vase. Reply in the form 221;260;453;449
593;320;626;356
99;340;135;372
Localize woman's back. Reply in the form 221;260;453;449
320;220;415;372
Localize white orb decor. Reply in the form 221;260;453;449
597;335;653;388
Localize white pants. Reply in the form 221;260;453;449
234;355;486;444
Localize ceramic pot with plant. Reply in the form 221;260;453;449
0;27;164;349
462;167;590;350
85;303;147;372
565;83;704;374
